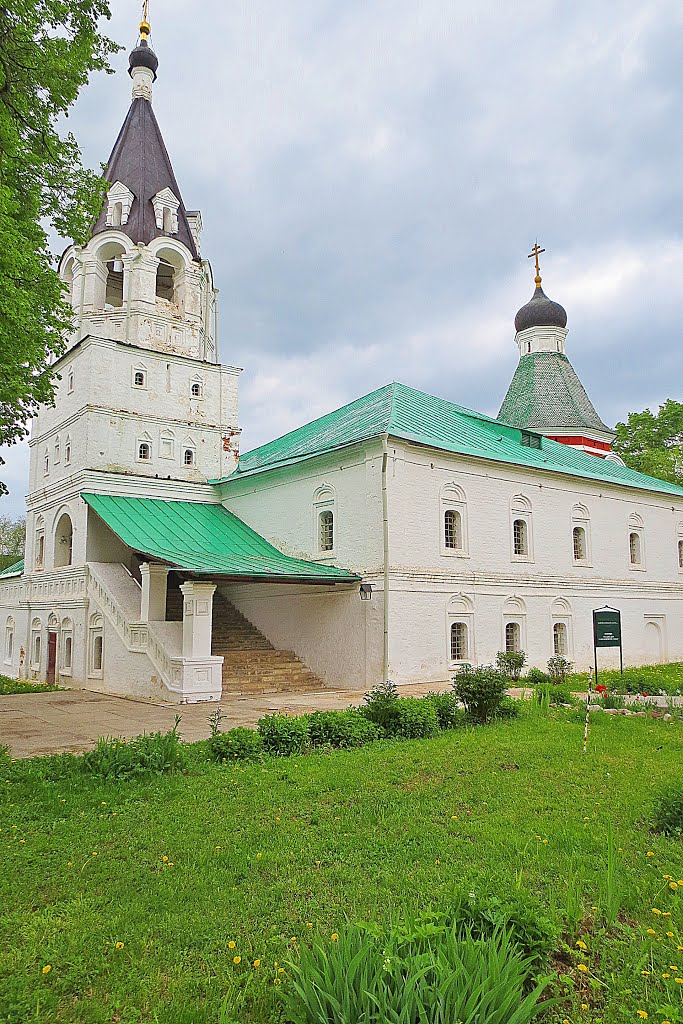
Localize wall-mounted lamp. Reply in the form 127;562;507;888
359;583;373;601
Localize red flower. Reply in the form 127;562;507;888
641;693;649;698
596;685;607;694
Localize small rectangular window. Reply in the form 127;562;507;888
450;621;468;661
520;431;541;449
319;510;334;552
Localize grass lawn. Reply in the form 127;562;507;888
0;674;62;695
567;663;683;696
1;709;683;1023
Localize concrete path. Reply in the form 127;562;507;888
0;682;439;759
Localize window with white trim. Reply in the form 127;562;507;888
629;532;641;565
450;621;468;661
572;526;586;561
510;495;533;561
88;613;104;677
4;616;14;664
64;435;71;465
132;365;147;389
553;621;568;656
190;376;204;399
183;447;196;467
513;519;528;556
444;509;463;550
67;367;74;394
440;483;468;557
505;621;521;653
61;618;73;674
137;433;152;462
35;517;45;570
319;510;334;551
571;504;591;565
54;512;73;568
43;450;49;476
30;618;42;670
628;513;645;568
54;436;61;464
313;484;336;557
160;430;175;459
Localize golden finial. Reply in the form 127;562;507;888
139;0;150;40
528;240;545;288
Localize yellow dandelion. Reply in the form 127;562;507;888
669;882;678;890
233;956;241;965
306;922;313;929
290;937;297;944
41;965;51;975
278;967;285;974
273;978;281;986
646;928;657;935
101;801;107;806
667;931;675;938
675;978;683;984
162;855;169;862
678;945;683;951
663;912;671;917
451;815;458;820
662;973;670;979
678;880;683;885
576;939;588;950
641;970;650;976
274;961;278;967
67;861;73;867
256;852;262;860
577;963;589;973
652;908;662;915
637;1013;648;1020
91;851;98;857
253;959;261;968
581;1004;588;1010
228;941;236;949
662;1021;672;1024
646;851;655;857
115;941;124;950
331;933;339;941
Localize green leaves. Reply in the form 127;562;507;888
0;1;119;492
613;399;683;487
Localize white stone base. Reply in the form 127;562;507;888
167;655;224;703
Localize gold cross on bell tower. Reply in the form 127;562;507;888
528;241;545;287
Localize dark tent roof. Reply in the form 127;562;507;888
91;97;199;260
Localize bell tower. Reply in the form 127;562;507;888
24;12;241;577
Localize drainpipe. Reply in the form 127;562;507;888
381;434;390;683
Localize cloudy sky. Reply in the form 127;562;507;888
2;0;682;518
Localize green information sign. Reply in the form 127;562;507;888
593;610;622;648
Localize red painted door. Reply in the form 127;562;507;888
47;632;57;685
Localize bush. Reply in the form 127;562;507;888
424;690;463;729
494;696;520;720
496;650;527;681
453;665;508;724
306;709;378;749
526;668;551;686
257;714;309;756
392;697;440;739
447;893;557;974
361;679;400;732
547;656;573;683
82;721;185;781
282;917;553;1024
534;685;575;707
652;783;683;836
209;727;263;762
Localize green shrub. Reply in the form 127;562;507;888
602;690;626;709
447;893;557;973
534;685;575;707
547;656;573;683
392;697;439;738
361;679;400;732
209;727;263;762
0;673;61;695
496;650;527;681
494;696;520;720
282;919;553;1024
526;667;551;686
652;782;683;836
257;714;309;756
306;709;377;749
424;690;463;729
453;665;508;724
82;721;185;781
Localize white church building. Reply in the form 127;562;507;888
2;22;682;702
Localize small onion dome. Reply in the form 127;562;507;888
514;285;567;333
129;38;158;81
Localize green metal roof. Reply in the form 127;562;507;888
218;381;683;499
0;559;24;579
498;351;612;433
82;494;359;582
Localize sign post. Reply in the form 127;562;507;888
592;606;623;691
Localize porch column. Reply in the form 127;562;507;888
140;562;169;622
179;581;216;658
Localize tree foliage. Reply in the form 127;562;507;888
0;0;119;493
0;514;25;569
613;400;683;487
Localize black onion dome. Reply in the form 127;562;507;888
514;285;567;333
129;39;158;81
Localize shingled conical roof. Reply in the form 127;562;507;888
498;351;612;434
90;47;199;259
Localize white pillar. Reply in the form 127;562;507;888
180;581;216;658
140;563;169;622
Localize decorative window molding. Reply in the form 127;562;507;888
446;594;474;666
570;504;591;566
132;364;148;389
159;430;176;460
105;181;134;227
61;617;73;675
550;598;573;659
88;613;104;678
54;435;61;464
628;512;645;570
54;511;74;568
4;615;14;665
137;433;152;462
505;621;522;653
43;450;50;476
440;482;468;557
312;484;336;559
182;438;197;467
67;367;74;394
510;495;533;562
553;622;568;656
450;621;469;661
190;375;204;399
30;617;42;670
35;517;45;570
503;596;526;654
64;435;71;466
152;187;180;234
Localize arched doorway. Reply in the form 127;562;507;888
54;513;73;567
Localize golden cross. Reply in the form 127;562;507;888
140;0;150;39
528;241;545;286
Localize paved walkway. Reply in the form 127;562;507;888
0;683;439;759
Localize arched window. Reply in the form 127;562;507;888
132;366;147;389
513;519;528;556
104;257;125;308
137;435;152;462
35;517;45;569
553;621;568;656
450;621;468;661
4;616;14;664
629;531;641;565
183;447;196;467
61;617;73;674
319;510;334;552
572;526;586;562
43;450;49;476
89;613;104;677
190;377;203;399
54;512;73;568
64;435;71;465
31;618;42;670
505;621;521;653
54;436;61;464
155;258;175;301
444;509;463;550
67;367;74;394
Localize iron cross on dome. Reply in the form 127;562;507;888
528;241;545;286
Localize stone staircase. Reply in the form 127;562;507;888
166;582;325;696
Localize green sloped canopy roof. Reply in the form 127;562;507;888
498;352;612;433
217;381;683;499
82;494;359;582
0;559;24;579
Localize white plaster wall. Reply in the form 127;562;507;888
224;580;384;690
221;442;385;574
